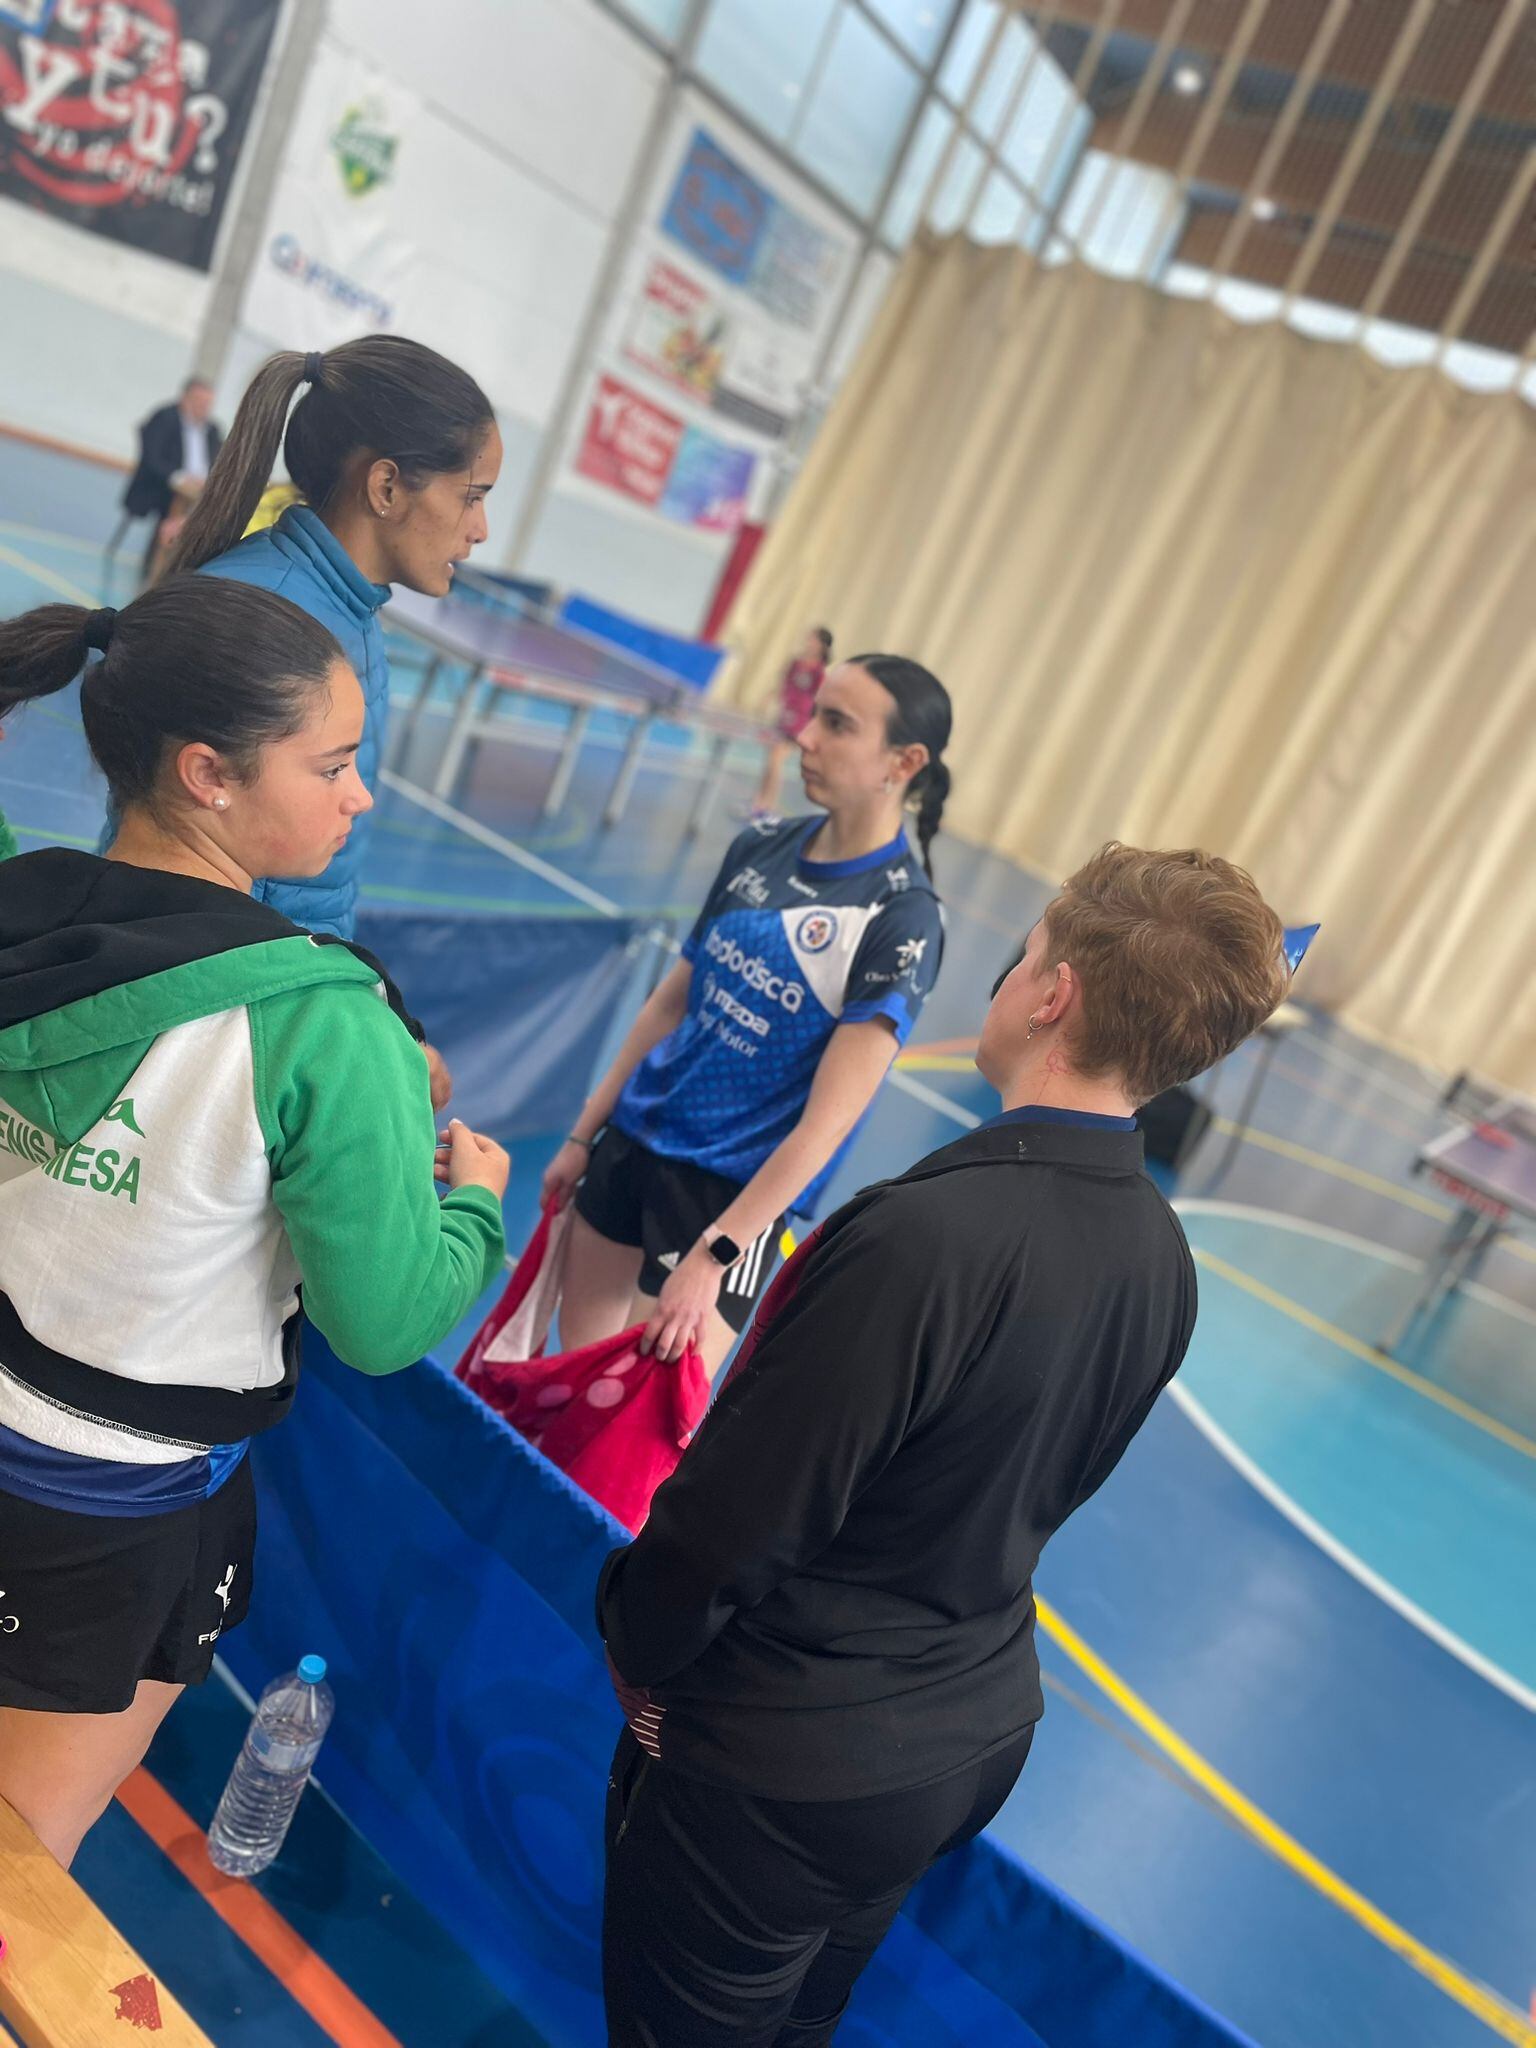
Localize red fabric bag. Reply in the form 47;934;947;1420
457;1208;709;1532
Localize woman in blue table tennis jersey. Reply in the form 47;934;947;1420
143;336;504;940
543;655;954;1377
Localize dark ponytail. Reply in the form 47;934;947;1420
0;578;341;808
0;604;107;720
164;334;495;578
850;652;953;880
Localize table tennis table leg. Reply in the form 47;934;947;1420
604;714;654;827
686;733;733;838
395;654;442;764
543;702;592;818
1378;1205;1498;1355
433;663;487;799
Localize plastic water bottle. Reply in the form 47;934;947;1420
206;1655;334;1878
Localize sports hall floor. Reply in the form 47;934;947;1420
2;436;1532;2048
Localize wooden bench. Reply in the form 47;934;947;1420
0;1795;210;2048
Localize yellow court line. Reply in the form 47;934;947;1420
1204;1118;1536;1272
894;1069;1536;1279
1192;1246;1536;1463
1205;1114;1452;1219
1035;1597;1536;2047
897;1074;1536;1280
0;515;109;559
0;536;98;606
891;1071;1458;1221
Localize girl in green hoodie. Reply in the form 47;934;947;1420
0;577;508;1867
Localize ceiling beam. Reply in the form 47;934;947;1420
1097;99;1521;260
1040;0;1536;123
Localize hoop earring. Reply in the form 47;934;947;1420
1026;1013;1043;1039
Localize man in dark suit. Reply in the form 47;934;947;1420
121;379;223;576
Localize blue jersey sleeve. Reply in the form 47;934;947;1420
840;891;944;1043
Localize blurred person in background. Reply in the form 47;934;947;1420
121;378;223;583
749;624;833;818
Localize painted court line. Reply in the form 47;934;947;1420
0;535;96;606
887;1068;980;1127
1035;1599;1536;2047
1179;1199;1536;1330
378;770;621;915
0;514;111;558
1190;1244;1536;1462
1167;1377;1536;1715
115;1768;404;2048
1289;1020;1450;1115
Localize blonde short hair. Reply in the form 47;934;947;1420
1043;843;1289;1105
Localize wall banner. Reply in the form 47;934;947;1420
0;0;281;272
240;51;419;350
575;374;684;508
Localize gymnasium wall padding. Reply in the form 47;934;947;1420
225;1334;1256;2048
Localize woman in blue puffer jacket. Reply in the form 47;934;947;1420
156;336;503;937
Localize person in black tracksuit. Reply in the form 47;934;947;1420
598;841;1294;2046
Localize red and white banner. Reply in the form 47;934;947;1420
575;374;683;507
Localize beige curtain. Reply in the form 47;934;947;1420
720;237;1536;1092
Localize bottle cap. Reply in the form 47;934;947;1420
298;1654;327;1685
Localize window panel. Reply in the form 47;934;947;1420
882;99;955;245
1058;152;1183;277
970;167;1027;244
999;33;1090;206
938;0;1002;107
696;0;839;143
928;131;986;234
970;16;1031;140
613;0;690;42
862;0;959;66
796;5;922;217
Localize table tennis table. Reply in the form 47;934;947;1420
1380;1079;1536;1353
384;583;771;834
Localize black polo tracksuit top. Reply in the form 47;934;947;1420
598;1106;1198;1801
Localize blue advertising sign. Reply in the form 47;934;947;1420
662;128;770;286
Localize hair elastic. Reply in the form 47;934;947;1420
83;607;117;653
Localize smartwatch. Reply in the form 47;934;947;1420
702;1227;743;1269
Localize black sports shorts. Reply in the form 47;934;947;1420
574;1128;784;1336
0;1456;255;1714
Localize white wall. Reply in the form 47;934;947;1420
228;0;665;569
0;182;212;461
